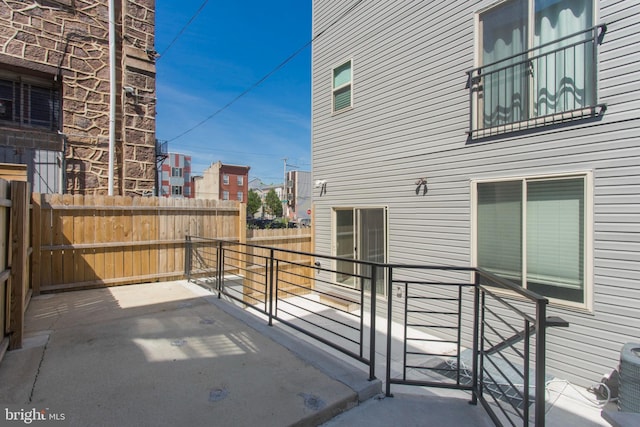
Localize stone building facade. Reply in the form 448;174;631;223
0;0;156;195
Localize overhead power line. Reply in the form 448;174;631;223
167;0;364;143
157;0;210;60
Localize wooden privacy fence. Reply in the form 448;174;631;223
0;180;31;358
244;228;314;300
31;195;244;293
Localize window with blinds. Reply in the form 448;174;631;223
332;60;352;113
476;175;588;305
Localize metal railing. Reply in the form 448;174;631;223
185;236;379;381
384;265;475;395
473;269;560;427
185;237;560;427
467;24;607;138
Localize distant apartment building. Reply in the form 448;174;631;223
285;170;311;222
194;161;249;202
159;153;191;198
0;0;157;195
248;178;284;219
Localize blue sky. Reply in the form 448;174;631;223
155;0;312;184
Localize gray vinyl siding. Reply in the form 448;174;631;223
311;0;640;387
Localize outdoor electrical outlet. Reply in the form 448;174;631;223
396;286;403;298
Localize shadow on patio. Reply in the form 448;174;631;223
0;279;613;427
0;281;366;427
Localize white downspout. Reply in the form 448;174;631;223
107;0;117;195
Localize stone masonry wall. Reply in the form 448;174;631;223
0;0;156;195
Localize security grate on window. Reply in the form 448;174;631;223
0;78;60;131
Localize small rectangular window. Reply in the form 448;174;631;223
171;185;183;196
237;175;243;186
223;174;229;185
237;191;243;202
171;167;182;177
332;60;352;112
223;191;229;200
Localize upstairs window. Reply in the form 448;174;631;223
171;167;182;177
237;191;243;202
332;60;352;113
223;174;229;185
237;175;243;186
171;185;183;196
0;73;60;131
468;0;605;138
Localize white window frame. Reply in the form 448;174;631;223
222;190;229;200
223;174;229;185
171;185;183;196
237;191;243;202
331;59;353;113
171;167;182;178
472;0;598;133
471;171;593;311
237;175;243;186
331;206;388;297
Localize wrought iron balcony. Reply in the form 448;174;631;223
467;24;607;139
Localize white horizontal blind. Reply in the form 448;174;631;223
477;180;523;285
333;61;352;111
526;177;584;302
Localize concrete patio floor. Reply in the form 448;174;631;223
0;280;617;426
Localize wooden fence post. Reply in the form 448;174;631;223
238;202;246;246
238;203;247;299
31;193;41;295
9;181;29;350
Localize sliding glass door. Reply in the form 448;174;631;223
334;207;387;295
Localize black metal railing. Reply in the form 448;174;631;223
474;269;560;427
467;24;606;138
185;237;562;427
384;265;475;395
186;236;379;381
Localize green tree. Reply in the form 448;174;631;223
247;190;262;218
265;188;283;217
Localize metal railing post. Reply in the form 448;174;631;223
268;248;275;327
471;270;480;405
535;299;548;427
185;236;192;281
592;26;598;106
369;265;377;381
217;240;223;298
385;266;393;396
524;319;531;424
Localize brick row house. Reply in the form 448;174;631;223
0;0;156;195
193;161;250;202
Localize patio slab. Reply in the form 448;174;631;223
0;280;615;426
0;281;373;426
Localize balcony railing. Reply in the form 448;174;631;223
185;237;566;427
467;24;607;139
